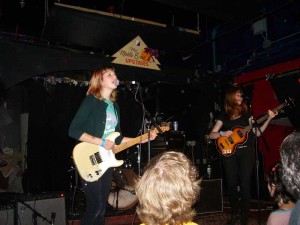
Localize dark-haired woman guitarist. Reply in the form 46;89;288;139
209;86;277;225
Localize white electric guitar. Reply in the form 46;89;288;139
72;125;170;182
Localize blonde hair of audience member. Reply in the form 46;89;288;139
135;151;201;225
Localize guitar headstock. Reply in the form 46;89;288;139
154;125;170;134
285;97;296;108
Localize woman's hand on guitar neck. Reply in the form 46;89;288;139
141;130;157;143
267;109;278;119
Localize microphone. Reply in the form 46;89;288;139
51;212;56;225
115;80;137;86
243;95;251;104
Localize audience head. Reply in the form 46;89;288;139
135;151;201;225
267;161;295;204
280;131;300;199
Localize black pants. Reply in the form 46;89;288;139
80;167;114;225
222;146;255;217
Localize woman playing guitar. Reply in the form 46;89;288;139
68;66;157;225
209;86;278;225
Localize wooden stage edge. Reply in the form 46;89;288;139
68;213;141;225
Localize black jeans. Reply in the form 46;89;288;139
222;146;255;217
80;167;114;225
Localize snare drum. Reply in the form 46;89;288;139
108;185;138;210
108;169;139;210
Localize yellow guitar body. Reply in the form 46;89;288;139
72;132;124;182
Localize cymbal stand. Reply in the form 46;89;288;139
68;159;80;223
136;145;142;177
186;140;196;164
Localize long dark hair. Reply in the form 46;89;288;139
224;86;248;119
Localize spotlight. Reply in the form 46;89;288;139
20;0;25;8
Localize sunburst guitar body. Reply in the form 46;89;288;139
216;126;248;157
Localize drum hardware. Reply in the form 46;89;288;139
186;141;196;147
173;121;179;131
205;134;212;144
186;141;196;164
123;158;132;169
113;168;127;189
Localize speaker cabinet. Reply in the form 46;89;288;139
0;193;66;225
0;204;14;225
194;179;223;214
17;195;66;225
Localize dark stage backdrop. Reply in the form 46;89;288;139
24;81;87;193
21;77;219;193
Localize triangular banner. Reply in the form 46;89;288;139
112;35;161;71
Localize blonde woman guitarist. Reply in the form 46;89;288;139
68;66;157;225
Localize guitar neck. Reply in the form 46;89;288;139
113;133;149;154
256;102;287;124
242;102;287;134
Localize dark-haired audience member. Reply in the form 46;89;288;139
280;131;300;225
266;161;295;225
135;151;201;225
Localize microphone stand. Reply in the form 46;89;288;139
144;110;163;162
18;200;52;224
251;115;262;225
122;82;163;173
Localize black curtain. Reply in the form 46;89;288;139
25;80;87;193
24;79;145;193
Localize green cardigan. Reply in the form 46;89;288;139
68;94;124;144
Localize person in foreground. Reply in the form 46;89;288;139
266;161;295;225
68;66;157;225
135;151;201;225
209;86;278;225
280;131;300;225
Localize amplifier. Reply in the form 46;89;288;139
194;179;223;214
0;204;14;225
0;192;66;225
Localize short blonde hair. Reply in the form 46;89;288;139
86;66;117;101
135;151;201;225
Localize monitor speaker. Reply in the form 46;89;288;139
17;195;66;225
0;193;66;225
194;179;223;214
0;204;14;225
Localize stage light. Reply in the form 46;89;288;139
20;0;25;8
